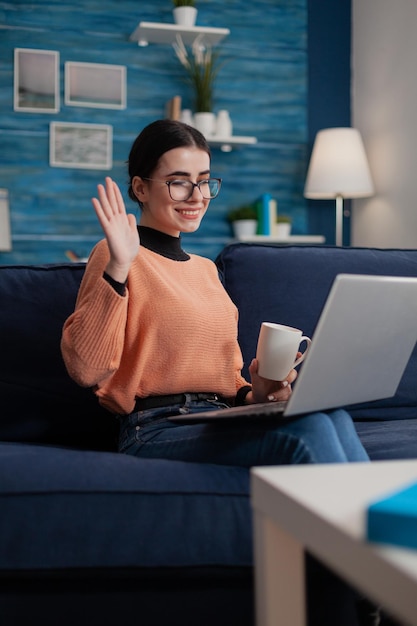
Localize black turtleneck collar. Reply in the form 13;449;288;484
138;225;190;261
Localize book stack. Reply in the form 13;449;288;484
256;193;277;236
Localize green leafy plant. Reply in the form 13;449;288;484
227;205;258;222
173;0;196;6
276;215;292;224
173;34;222;113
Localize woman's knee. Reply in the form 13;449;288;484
281;412;349;463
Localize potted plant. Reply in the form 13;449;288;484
173;34;222;136
276;215;292;238
227;205;258;239
172;0;197;27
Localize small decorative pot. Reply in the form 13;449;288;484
193;112;216;138
232;220;258;239
276;222;292;238
173;7;198;27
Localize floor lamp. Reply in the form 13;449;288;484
0;189;12;252
304;128;374;246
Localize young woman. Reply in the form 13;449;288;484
61;119;368;467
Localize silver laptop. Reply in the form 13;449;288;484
169;274;417;423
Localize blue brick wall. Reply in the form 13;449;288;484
1;0;313;264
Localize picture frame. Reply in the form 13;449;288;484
65;61;126;109
49;122;113;170
14;48;60;113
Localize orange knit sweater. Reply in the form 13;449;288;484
61;237;250;414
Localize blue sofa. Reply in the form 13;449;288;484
1;243;417;626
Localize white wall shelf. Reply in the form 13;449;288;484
130;22;230;47
208;135;258;151
129;22;257;151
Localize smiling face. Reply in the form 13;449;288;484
131;146;211;237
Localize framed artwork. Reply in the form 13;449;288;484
65;61;126;109
49;122;113;170
14;48;60;113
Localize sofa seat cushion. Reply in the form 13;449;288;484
216;244;417;421
355;419;417;460
0;443;251;572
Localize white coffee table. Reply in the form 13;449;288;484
251;460;417;626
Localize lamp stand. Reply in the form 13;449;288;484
0;189;11;252
335;194;343;246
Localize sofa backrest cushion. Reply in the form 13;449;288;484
0;264;118;449
216;244;417;421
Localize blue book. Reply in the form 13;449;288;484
256;193;273;235
367;481;417;550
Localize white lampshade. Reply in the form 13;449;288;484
0;189;12;252
304;128;374;199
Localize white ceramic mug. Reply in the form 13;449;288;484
256;322;312;381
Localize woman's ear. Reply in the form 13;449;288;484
131;176;148;203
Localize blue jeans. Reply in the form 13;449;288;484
118;396;369;466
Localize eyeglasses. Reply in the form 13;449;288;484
143;178;222;201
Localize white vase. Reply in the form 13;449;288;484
232;220;258;239
173;7;197;27
180;109;194;126
215;110;233;137
193;112;216;138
